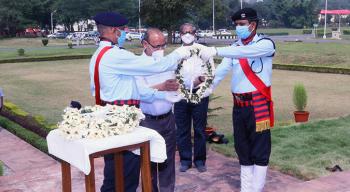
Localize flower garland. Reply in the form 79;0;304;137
175;47;215;104
57;105;145;140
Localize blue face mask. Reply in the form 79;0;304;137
117;30;126;47
235;25;252;40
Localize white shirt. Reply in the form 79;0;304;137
136;53;174;116
89;41;181;102
213;34;275;93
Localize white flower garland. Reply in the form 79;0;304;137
175;47;215;104
57;105;145;140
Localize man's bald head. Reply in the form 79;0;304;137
143;28;165;44
142;28;166;56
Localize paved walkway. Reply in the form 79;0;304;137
0;127;349;192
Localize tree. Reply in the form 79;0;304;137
141;0;194;43
88;0;139;27
192;0;240;30
53;0;91;31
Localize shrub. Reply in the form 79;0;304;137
17;48;25;56
0;101;55;137
42;38;49;46
0;161;3;176
68;41;73;49
343;30;350;35
293;83;308;111
303;30;312;34
0;116;48;153
264;32;289;36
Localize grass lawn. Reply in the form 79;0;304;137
273;42;350;68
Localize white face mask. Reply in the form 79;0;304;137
181;33;195;44
151;50;164;61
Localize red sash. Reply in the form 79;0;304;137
94;46;113;105
239;58;274;127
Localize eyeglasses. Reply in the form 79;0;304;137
146;41;167;49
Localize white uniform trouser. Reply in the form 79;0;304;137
240;165;268;192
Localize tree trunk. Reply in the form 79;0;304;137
167;29;173;44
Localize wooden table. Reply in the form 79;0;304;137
60;141;151;192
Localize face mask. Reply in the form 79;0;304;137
235;25;252;40
181;33;195;44
117;30;126;47
151;50;164;61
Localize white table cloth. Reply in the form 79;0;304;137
47;126;166;175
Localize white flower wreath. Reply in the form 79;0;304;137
175;47;215;104
57;105;145;140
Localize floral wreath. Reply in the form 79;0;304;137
175;47;215;104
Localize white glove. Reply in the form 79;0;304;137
174;46;191;59
199;47;217;62
164;91;183;103
202;87;213;98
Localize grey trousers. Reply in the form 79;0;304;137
140;112;176;192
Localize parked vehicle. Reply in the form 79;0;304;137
218;29;232;35
47;32;68;39
197;30;214;38
126;32;143;41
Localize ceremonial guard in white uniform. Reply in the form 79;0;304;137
89;12;190;192
200;8;276;192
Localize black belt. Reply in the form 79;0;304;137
144;110;172;120
232;93;253;101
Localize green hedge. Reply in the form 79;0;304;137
303;29;312;34
0;54;92;64
0;101;56;137
0;116;48;153
303;29;332;37
264;32;289;36
0;161;3;176
213;58;350;75
343;30;350;35
273;63;350;75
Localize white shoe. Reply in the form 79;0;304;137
252;165;268;192
240;165;254;192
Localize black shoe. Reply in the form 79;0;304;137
326;165;343;172
179;164;191;172
196;165;207;173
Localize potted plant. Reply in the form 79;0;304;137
42;38;49;46
293;83;309;122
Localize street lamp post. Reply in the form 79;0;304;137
241;0;243;9
139;0;141;33
51;10;57;34
323;0;328;39
212;0;215;34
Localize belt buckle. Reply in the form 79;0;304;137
234;95;243;101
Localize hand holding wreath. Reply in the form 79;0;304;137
175;44;215;103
